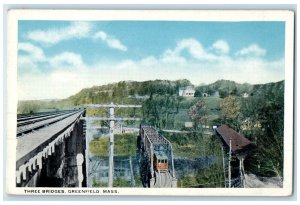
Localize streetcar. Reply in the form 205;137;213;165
153;150;168;172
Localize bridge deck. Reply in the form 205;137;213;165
153;171;172;188
16;111;83;168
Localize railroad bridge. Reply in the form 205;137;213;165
138;124;177;188
16;109;86;187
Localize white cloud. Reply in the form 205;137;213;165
17;38;284;100
140;56;158;67
27;22;92;45
51;52;85;68
235;44;266;57
162;38;217;63
161;49;187;64
173;38;218;61
116;60;136;70
94;31;127;51
18;43;47;74
18;42;46;62
25;22;128;51
211;40;230;54
18;43;86;76
17;56;39;74
94;31;107;40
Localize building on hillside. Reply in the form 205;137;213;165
128;94;150;99
178;86;195;97
185;122;194;128
240;118;262;131
242;93;249;98
202;93;209;97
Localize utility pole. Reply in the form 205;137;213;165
239;157;245;188
108;105;115;188
220;145;226;188
228;138;232;188
85;103;141;187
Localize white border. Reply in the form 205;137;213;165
6;9;295;196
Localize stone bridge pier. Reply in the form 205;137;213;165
63;118;86;187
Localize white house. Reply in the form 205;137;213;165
179;86;195;97
242;92;249;98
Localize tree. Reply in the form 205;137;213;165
188;100;208;130
241;82;284;178
17;101;41;114
142;94;183;129
219;95;240;130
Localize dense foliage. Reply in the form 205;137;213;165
195;79;253;98
17;99;74;114
241;81;284;177
142;94;184;128
18;78;285;182
164;131;224;187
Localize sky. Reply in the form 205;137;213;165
17;21;285;100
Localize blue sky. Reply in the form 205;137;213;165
18;20;285;100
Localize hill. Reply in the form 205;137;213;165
17;79;284;115
67;79;192;105
195;80;253;98
251;80;284;96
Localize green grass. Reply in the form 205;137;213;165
89;133;137;157
171;109;190;129
177;164;224;188
166;97;221;130
89;137;109;157
203;96;221;109
163;131;220;158
203;97;221;122
92;178;133;188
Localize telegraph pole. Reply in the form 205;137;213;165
228;138;232;188
85;103;141;187
108;105;115;187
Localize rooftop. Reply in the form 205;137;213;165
154;150;168;160
216;124;256;157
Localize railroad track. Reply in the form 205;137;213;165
17;112;73;127
17;110;76;123
17;112;59;123
17;110;82;137
17;111;62;121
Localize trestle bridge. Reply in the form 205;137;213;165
16;109;86;187
138;124;177;188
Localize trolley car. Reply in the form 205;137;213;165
153;150;168;172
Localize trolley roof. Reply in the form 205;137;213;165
154;150;168;160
